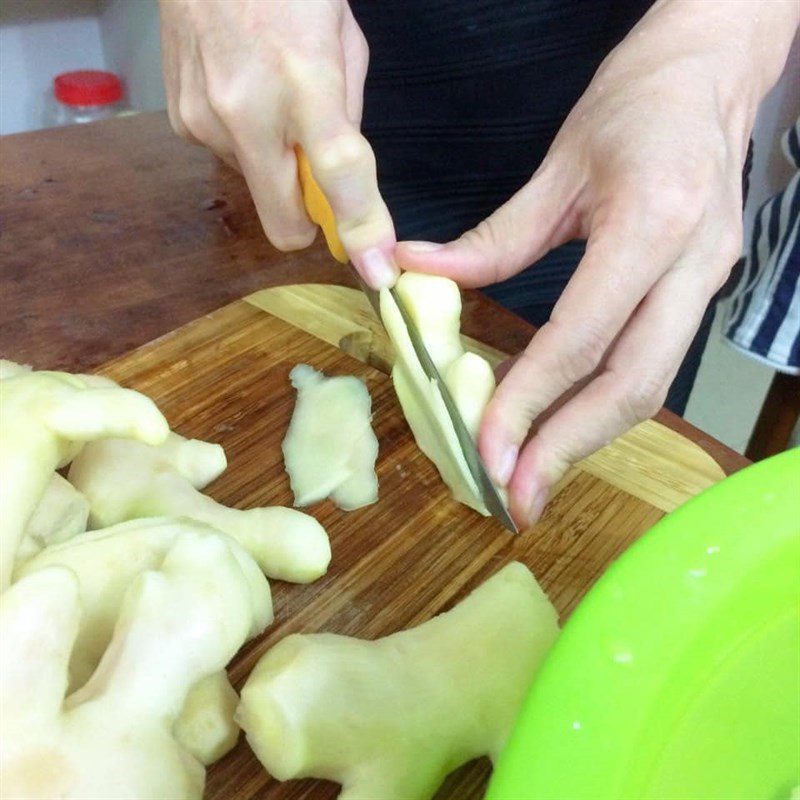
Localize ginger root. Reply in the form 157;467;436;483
0;363;168;588
16;517;272;766
0;359;31;380
0;530;261;799
15;474;90;565
16;517;272;690
175;671;241;766
380;273;501;515
282;364;379;511
68;433;331;583
238;561;559;800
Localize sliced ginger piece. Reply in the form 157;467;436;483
282;364;379;511
380;272;501;515
237;561;558;800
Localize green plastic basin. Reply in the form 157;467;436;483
487;449;800;800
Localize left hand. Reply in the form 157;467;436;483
396;0;799;528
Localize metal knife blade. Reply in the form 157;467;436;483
296;147;516;531
355;272;518;533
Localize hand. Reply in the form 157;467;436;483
397;0;799;527
159;0;398;287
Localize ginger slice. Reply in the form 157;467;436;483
380;272;501;515
282;364;379;511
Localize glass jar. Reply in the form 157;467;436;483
47;70;128;127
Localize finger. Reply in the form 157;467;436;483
163;67;194;144
291;65;397;288
163;25;222;151
159;13;186;141
217;150;242;173
178;94;235;158
494;353;521;383
236;144;317;251
341;9;369;124
177;42;240;163
395;164;578;288
477;205;690;486
189;33;310;244
507;265;710;527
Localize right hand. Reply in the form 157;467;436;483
159;0;398;287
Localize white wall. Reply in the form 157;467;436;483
0;0;167;135
0;0;107;135
99;0;165;112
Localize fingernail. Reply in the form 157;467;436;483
402;241;443;253
527;486;550;526
358;248;399;289
495;444;518;486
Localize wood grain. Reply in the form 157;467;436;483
246;285;726;513
96;296;708;800
0;112;748;476
0;114;750;796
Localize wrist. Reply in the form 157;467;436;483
647;1;798;99
599;1;798;150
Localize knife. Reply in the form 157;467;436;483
296;148;517;533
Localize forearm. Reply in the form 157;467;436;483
605;1;799;137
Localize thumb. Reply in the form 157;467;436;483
396;169;577;288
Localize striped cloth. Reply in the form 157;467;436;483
723;119;800;375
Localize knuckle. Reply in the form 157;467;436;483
167;106;190;141
280;48;320;82
463;218;500;252
699;217;743;295
314;133;373;182
634;175;703;240
459;217;513;280
708;266;731;295
207;84;245;123
532;429;576;482
267;228;316;252
177;97;209;142
545;441;575;477
359;33;370;61
490;364;541;438
348;21;370;60
619;375;666;423
551;317;610;383
717;221;743;268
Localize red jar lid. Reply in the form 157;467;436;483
54;70;124;107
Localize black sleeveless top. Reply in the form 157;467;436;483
351;0;650;245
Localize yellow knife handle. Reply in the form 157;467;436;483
296;146;349;264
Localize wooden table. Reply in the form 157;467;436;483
0;111;746;474
0;112;751;798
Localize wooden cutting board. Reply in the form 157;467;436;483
97;284;726;800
